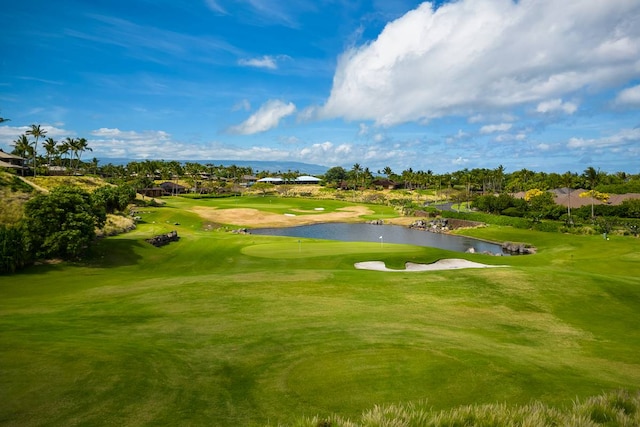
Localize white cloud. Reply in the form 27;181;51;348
232;99;251;112
228;100;296;135
452;156;469;165
614;84;640;106
567;128;640;149
495;132;527;142
480;123;512;134
238;55;278;69
204;0;227;14
373;133;385;143
321;0;640;126
297;105;318;122
468;114;484;124
536;99;578;114
89;128;176;158
455;129;469;139
0;125;73;147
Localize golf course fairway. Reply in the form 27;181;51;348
1;196;639;426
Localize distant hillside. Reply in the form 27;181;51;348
99;159;329;175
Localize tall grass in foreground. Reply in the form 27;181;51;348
287;390;639;427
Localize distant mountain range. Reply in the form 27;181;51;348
99;159;330;175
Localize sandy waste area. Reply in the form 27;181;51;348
354;259;506;272
191;205;375;227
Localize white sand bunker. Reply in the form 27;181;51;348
354;258;506;272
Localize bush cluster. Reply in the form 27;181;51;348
441;210;532;228
0;184;136;274
473;193;566;220
573;199;640;220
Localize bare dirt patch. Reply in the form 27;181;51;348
190;206;374;227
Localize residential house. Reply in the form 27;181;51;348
137;188;164;198
0;150;27;171
160;181;188;195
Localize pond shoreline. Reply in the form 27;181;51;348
250;222;513;255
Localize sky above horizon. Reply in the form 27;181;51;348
1;0;639;174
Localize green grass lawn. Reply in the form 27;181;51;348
1;197;639;426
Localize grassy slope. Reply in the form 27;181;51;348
1;196;639;426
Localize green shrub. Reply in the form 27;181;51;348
9;176;35;193
531;221;562;232
501;207;524;217
23;186;105;260
0;224;32;274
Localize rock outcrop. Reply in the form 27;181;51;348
146;230;179;247
501;241;536;255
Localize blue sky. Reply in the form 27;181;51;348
1;0;639;174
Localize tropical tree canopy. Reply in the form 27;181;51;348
23;186;106;260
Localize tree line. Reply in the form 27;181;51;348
9;124;93;177
5;124;638;196
322;164;640;194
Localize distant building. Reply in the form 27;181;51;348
295;175;321;184
0;150;27;171
241;175;258;187
160;181;188;195
137;188;164;198
256;175;321;185
256;177;284;184
372;178;398;189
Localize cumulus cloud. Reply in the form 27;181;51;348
229;100;296;135
238;55;278;69
0;125;73;147
495;132;527;142
321;0;640;126
452;156;469;165
614;84;640;106
88;128;292;161
89;128;176;158
536;99;578;114
480;123;512;134
567;128;640;149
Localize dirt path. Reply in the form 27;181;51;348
15;176;49;193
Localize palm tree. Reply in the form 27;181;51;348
184;162;204;193
59;138;73;172
350;163;363;199
90;157;99;175
561;171;575;222
167;161;183;195
11;135;33;176
42;137;58;173
582;166;600;219
493;165;505;193
26;124;47;177
73;137;91;173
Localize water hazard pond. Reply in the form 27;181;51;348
251;223;509;255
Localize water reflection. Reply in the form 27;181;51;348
251;223;508;255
